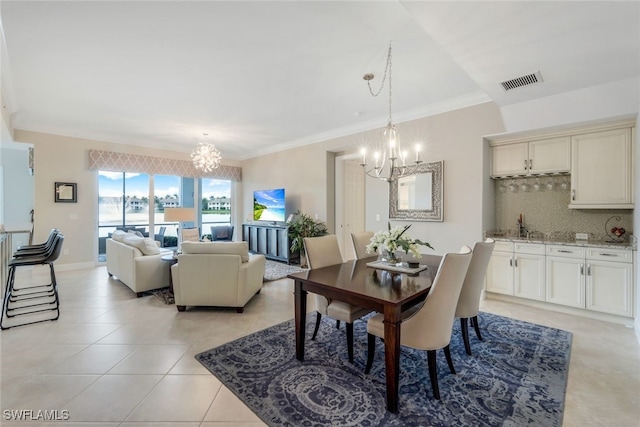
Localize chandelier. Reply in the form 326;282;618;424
191;133;221;173
360;42;423;182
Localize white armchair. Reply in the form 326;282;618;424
171;241;266;313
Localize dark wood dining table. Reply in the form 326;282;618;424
288;254;442;413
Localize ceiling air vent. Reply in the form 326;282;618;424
499;71;543;91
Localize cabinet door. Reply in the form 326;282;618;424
545;256;585;308
491;143;528;177
485;252;514;295
528;137;570;174
570;128;633;208
514;254;545;300
586;261;633;317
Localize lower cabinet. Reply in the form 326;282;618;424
487;242;634;318
242;223;298;264
485;242;545;301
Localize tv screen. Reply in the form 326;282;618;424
253;188;286;222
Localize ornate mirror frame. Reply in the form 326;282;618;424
389;160;443;221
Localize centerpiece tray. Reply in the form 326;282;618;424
366;260;428;275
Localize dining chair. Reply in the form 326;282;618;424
455;238;495;355
303;235;372;363
364;245;472;400
350;231;374;260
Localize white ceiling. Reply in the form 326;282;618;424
1;1;638;160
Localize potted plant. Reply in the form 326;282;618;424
288;210;328;267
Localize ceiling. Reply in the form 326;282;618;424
1;1;638;160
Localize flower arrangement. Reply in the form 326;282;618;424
366;223;433;259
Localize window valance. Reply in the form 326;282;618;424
88;149;241;181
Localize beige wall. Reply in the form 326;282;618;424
241;143;335;231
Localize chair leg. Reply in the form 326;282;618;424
471;315;483;341
311;312;322;340
336;319;340;329
460;317;472;355
444;345;456;374
346;322;354;363
427;350;440;400
364;333;376;374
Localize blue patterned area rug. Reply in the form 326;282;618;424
195;312;571;426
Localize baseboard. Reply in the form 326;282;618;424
484;292;635;327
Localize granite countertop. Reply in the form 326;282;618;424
484;231;636;250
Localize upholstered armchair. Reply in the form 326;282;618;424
171;241;266;313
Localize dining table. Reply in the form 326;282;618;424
288;254;442;413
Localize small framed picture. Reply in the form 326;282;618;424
55;182;77;203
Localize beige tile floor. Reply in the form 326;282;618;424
1;265;639;426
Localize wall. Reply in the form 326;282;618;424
362;102;505;255
12;130;241;268
241;143;335;231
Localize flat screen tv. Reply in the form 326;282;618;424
253;188;286;222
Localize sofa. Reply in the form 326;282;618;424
171;241;266;313
106;230;171;297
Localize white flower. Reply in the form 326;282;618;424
366;223;433;259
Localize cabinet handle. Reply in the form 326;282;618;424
571;189;575;201
580;264;584;275
598;253;617;257
524;159;528;171
514;257;518;268
529;159;533;170
509;257;513;267
587;264;591;276
557;250;573;253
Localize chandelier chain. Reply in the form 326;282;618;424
366;43;393;101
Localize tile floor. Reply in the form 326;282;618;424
0;265;639;426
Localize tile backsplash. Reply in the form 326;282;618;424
494;176;633;240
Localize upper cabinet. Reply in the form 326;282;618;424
570;127;633;209
491;137;570;178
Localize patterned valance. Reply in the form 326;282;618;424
88;149;242;181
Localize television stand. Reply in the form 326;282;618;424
242;223;299;264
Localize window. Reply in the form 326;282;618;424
201;178;231;238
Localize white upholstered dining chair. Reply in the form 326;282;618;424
455;238;495;355
350;231;374;260
303;235;372;363
364;245;472;400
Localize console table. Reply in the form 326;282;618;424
242;223;298;264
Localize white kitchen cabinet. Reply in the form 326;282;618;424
585;248;633;317
570;127;633;209
513;253;545;300
486;250;514;295
491;143;528;177
490;137;570;178
546;255;585;308
486;242;544;300
545;245;633;317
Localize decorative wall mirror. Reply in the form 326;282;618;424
389;160;443;221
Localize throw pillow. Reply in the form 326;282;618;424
111;230;127;242
122;235;161;255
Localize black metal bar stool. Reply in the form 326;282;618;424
1;233;64;330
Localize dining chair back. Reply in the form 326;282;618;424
303;235;371;363
304;235;343;269
365;245;472;400
350;231;374;260
455;238;495;355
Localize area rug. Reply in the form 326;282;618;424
150;288;174;304
263;259;306;282
195;312;571;426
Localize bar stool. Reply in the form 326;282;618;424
1;234;64;330
13;228;59;258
